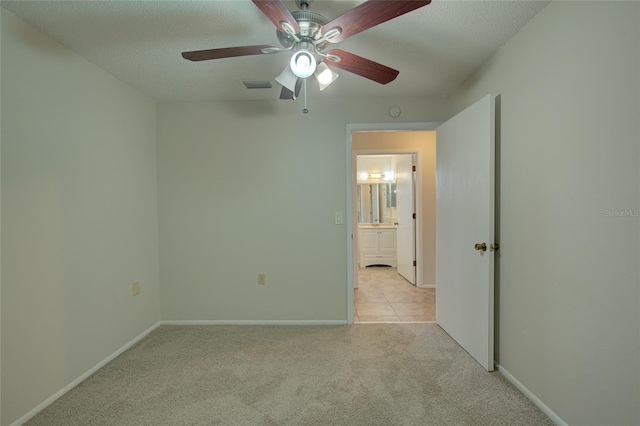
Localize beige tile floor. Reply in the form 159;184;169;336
354;266;436;323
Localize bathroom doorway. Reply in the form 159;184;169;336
347;126;438;324
356;154;416;283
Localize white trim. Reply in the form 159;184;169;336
161;320;348;326
10;321;162;426
497;364;567;426
356;321;437;324
348;122;442;132
346;126;355;324
346;122;441;324
417;284;436;289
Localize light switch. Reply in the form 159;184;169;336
335;212;344;225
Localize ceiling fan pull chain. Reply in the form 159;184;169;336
303;78;309;114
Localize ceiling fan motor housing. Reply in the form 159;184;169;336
277;10;328;48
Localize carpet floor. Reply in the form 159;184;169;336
26;324;553;425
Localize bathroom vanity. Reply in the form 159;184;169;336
358;224;397;267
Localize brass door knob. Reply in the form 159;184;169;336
474;242;487;252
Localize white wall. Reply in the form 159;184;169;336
1;10;161;425
157;98;448;321
450;2;639;424
0;6;3;423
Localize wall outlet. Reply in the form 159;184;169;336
132;281;140;296
258;273;266;285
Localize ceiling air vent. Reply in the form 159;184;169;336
242;80;273;90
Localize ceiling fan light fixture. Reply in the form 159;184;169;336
290;50;317;78
275;65;298;92
183;0;432;101
315;62;338;90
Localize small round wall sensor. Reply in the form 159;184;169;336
389;106;401;117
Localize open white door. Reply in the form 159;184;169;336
396;156;416;284
436;94;495;371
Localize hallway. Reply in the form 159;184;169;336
354;266;436;323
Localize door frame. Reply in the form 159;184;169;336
346;122;441;324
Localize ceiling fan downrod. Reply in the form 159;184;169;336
296;0;312;10
302;78;309;114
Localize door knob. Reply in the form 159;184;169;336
474;242;487;252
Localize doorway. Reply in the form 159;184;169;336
356;154;415;281
346;124;440;324
355;153;431;322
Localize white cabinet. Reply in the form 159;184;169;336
358;227;397;267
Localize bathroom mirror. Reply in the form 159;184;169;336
357;183;397;223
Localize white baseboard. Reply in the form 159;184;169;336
497;364;567;426
11;321;161;426
417;283;436;289
161;320;348;326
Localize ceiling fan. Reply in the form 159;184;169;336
182;0;431;100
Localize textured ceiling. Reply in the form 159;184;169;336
2;0;549;102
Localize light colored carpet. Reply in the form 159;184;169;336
26;324;553;425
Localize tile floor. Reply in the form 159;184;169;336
354;266;436;323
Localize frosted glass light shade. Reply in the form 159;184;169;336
290;50;317;78
315;62;338;90
275;65;298;93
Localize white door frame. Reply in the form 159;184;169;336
346;122;441;324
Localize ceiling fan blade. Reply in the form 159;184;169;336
322;0;431;43
279;78;303;100
294;78;303;98
252;0;300;34
280;86;294;100
325;50;399;84
182;45;276;61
